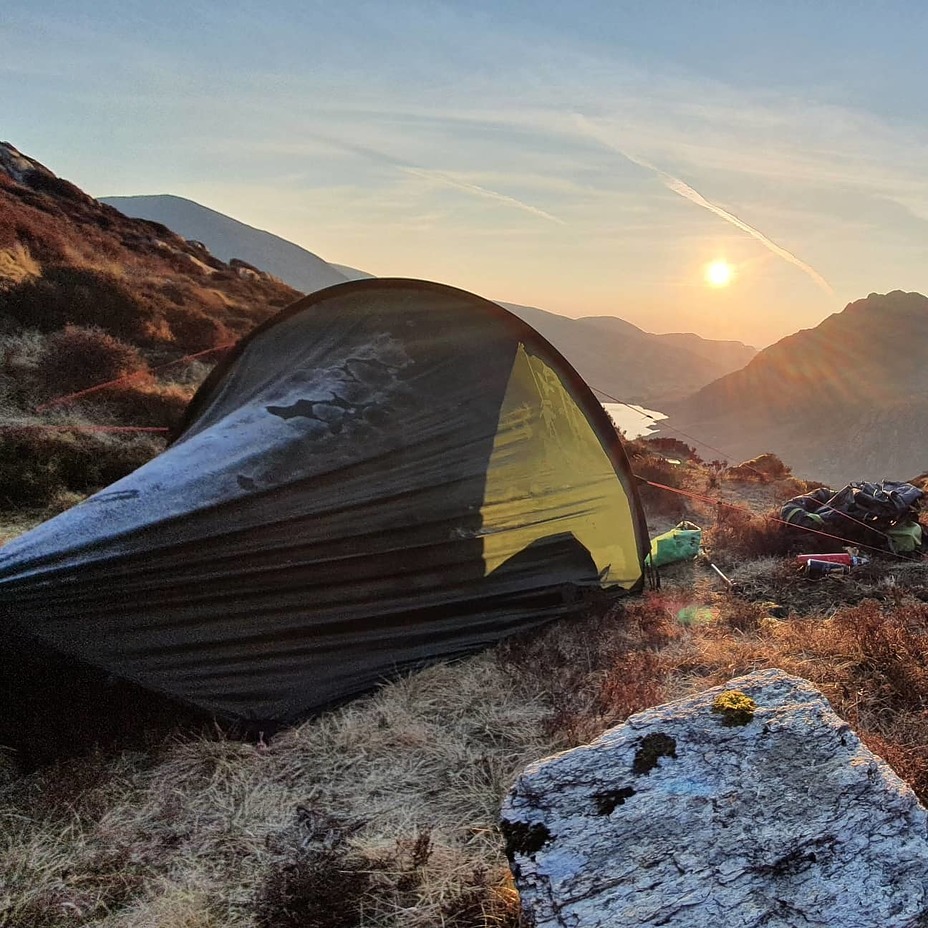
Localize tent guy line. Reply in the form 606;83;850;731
34;343;234;413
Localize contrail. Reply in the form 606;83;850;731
310;133;564;226
578;118;834;295
402;167;565;225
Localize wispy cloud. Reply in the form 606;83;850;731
308;132;564;226
401;166;565;225
577;117;834;295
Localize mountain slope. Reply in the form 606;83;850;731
663;291;928;482
102;194;348;294
502;302;756;406
0;141;300;508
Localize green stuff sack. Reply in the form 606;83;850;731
645;520;703;568
886;521;922;554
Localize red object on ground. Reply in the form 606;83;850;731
795;553;853;565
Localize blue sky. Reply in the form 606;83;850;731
5;1;928;345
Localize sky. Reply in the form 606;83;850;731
5;1;928;347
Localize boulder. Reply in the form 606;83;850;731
501;669;928;928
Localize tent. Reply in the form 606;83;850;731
0;279;648;728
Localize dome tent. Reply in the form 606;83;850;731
0;279;648;729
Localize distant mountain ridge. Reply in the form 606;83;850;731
102;195;349;294
663;290;928;483
502;303;756;406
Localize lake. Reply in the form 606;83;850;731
601;403;667;439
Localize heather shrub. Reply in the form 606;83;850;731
838;600;928;713
644;437;702;463
0;330;47;400
862;727;928;802
0;266;158;340
623;594;680;649
708;506;800;560
626;439;690;514
0;195;69;261
22;169;89;204
36;325;148;396
167;358;216;387
717;598;771;633
163;306;230;352
94;382;192;430
598;651;667;722
775;474;823;502
0;428;161;508
726;452;791;482
253;847;371;928
0;430;66;506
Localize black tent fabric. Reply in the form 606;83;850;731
0;279;648;725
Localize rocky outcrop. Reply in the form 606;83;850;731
502;669;928;928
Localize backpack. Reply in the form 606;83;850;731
780;480;924;550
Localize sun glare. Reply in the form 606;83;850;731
705;260;733;288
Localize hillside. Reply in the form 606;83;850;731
662;291;928;484
102;194;350;293
0;142;300;512
502;302;756;406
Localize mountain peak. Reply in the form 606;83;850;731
0;141;50;184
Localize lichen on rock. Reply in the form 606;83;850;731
632;732;677;774
712;689;757;726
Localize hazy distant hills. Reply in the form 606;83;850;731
102;195;349;294
663;291;928;483
502;303;756;405
103;194;756;405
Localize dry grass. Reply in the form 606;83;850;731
0;242;40;283
5;533;928;925
1;656;544;927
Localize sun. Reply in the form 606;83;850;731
705;260;733;288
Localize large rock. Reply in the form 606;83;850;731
501;669;928;928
